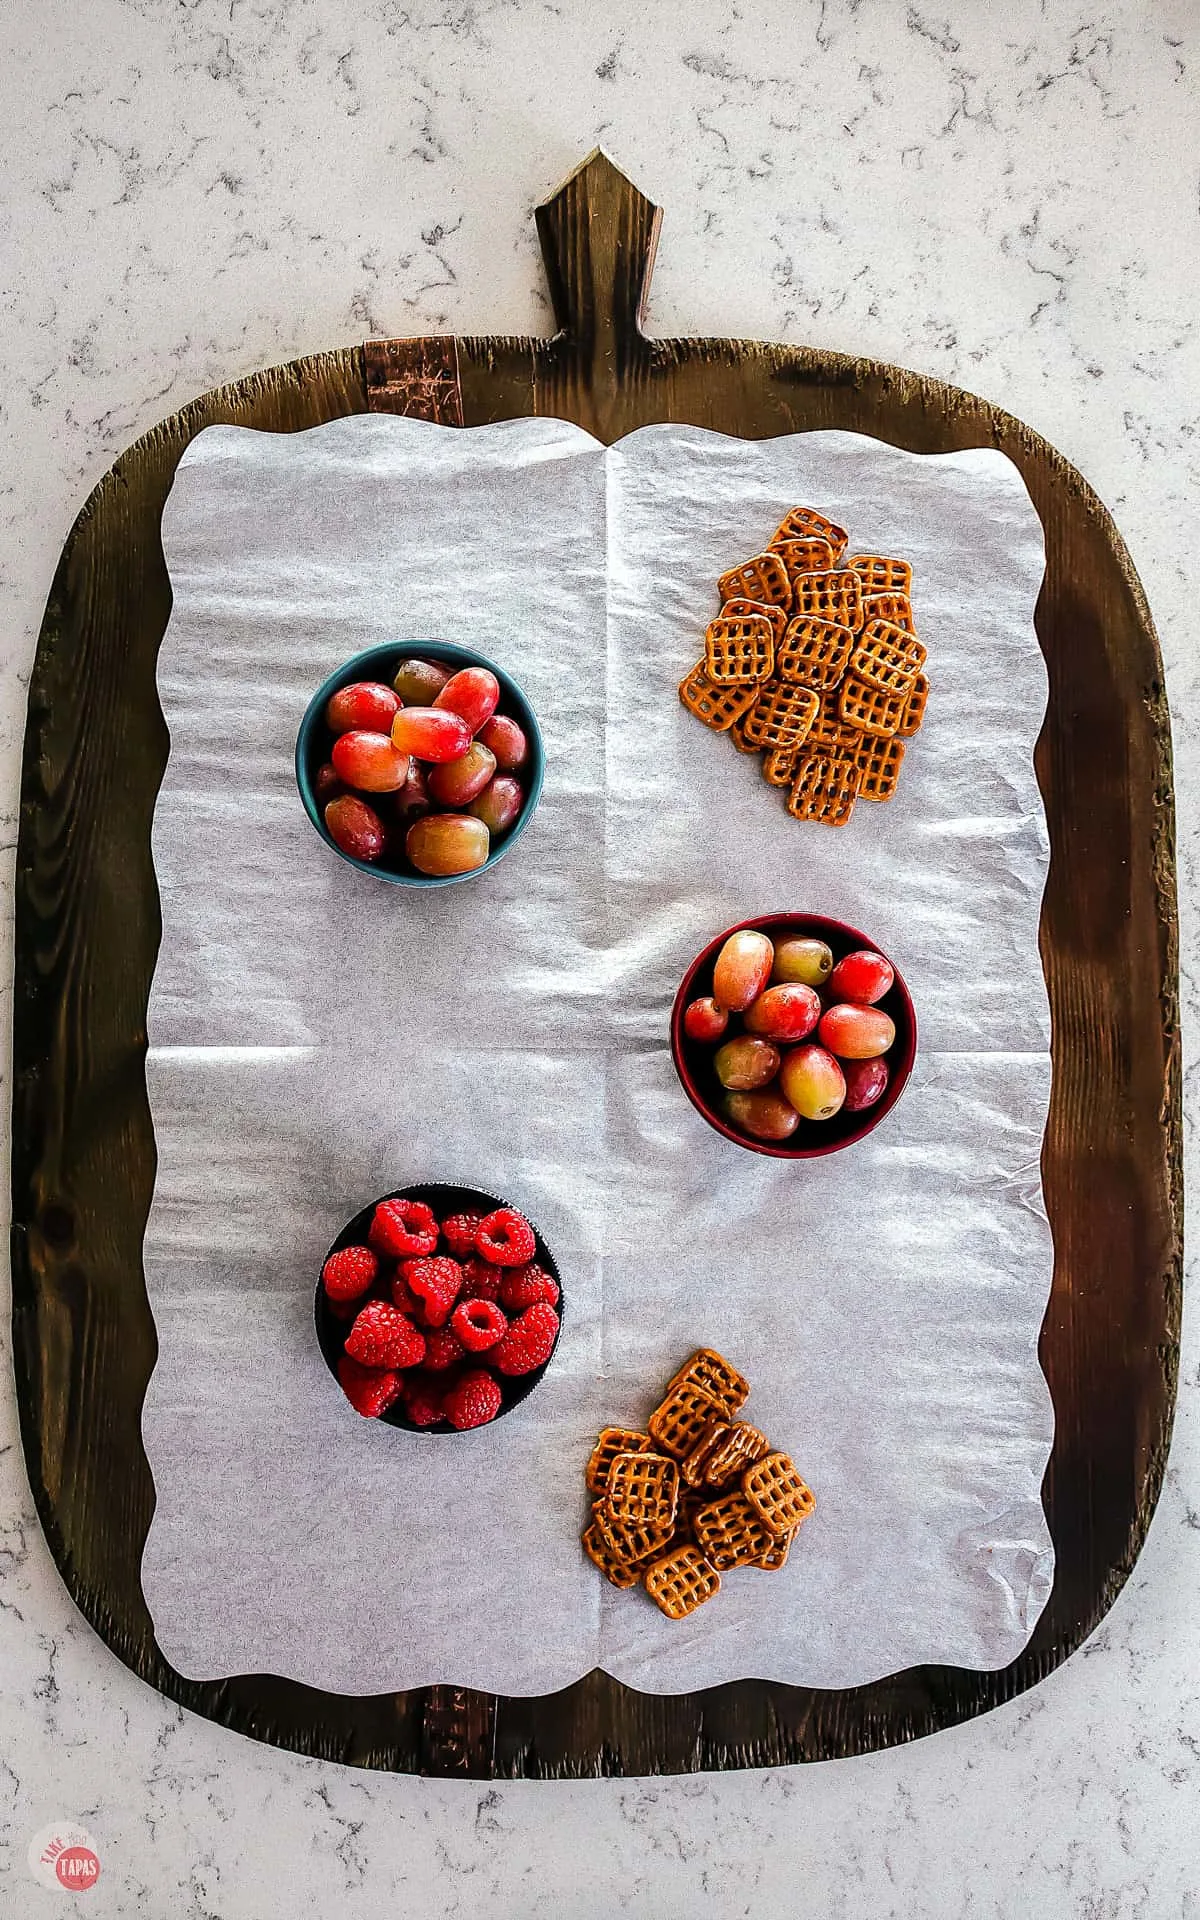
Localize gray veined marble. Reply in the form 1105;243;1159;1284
1;2;1198;1915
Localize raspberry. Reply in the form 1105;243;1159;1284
344;1301;426;1370
337;1355;402;1418
423;1326;466;1371
403;1377;446;1428
492;1301;559;1376
441;1211;484;1257
451;1298;508;1353
321;1245;379;1303
401;1255;465;1328
369;1198;439;1259
475;1207;537;1267
498;1263;560;1312
443;1369;503;1430
460;1256;503;1302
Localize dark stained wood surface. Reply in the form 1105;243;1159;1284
12;151;1180;1775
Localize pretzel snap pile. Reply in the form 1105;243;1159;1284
679;506;930;827
582;1349;815;1619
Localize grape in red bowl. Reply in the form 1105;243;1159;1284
314;1183;564;1432
295;642;545;887
670;915;916;1159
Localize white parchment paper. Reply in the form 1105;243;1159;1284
140;414;1054;1694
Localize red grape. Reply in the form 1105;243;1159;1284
818;1004;895;1060
711;931;774;1013
392;762;432;826
325;680;401;735
390;707;472;763
468;775;524;836
324;794;386;862
433;667;501;735
743;983;821;1043
713;1035;780;1091
392;657;451;706
683;996;728;1044
313;761;343;806
826;949;895;1006
331;730;412;793
406;813;490;876
722;1089;800;1142
771;936;833;988
842;1056;890;1113
779;1045;846;1120
427;741;497;807
477;714;528;771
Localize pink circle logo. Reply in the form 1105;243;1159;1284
27;1823;102;1894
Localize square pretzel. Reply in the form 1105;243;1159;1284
585;1428;655;1495
761;745;799;787
742;1451;816;1537
704;614;775;685
644;1545;721;1619
720;596;788;644
786;752;861;828
581;1519;644;1588
772;536;836;583
648;1381;730;1459
863;591;916;637
702;1422;771;1489
897;671;929;738
593;1502;675;1565
679;661;759;732
605;1451;680;1529
777;616;856;691
768;505;848;559
850;618;926;694
666;1348;750;1413
682;1419;731;1488
849;554;912;596
693;1492;777;1570
716;550;791;609
855;733;906;801
839;674;907;738
741;680;819;753
791;568;863;629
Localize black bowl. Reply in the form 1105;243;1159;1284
314;1182;564;1432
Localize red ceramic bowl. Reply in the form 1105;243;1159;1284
670;914;917;1159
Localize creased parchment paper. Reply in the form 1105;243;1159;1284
140;414;1054;1694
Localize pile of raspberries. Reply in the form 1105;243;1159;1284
323;1198;560;1430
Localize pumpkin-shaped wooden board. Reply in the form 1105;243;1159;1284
13;151;1179;1777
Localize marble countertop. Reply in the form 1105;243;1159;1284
2;2;1198;1913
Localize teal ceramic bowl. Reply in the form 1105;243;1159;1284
295;641;545;887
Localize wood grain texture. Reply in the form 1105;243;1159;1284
13;151;1180;1776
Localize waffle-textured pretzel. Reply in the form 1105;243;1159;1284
742;680;819;753
742;1452;817;1536
720;596;788;643
777;616;856;691
839;675;907;738
666;1348;750;1413
791;569;863;630
897;671;929;738
644;1545;722;1619
772;536;836;583
585;1428;655;1496
751;1528;794;1571
786;752;861;828
581;1518;644;1588
761;745;799;787
593;1502;675;1565
605;1451;680;1530
647;1381;730;1460
704;614;775;685
850;619;926;693
716;551;791;609
678;661;760;732
864;591;916;637
856;733;906;802
850;554;912;596
682;1419;731;1488
729;714;759;753
768;506;848;560
694;1492;778;1570
703;1422;772;1489
808;687;864;754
